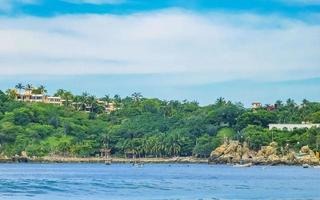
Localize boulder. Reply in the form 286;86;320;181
300;146;310;154
254;142;280;164
21;151;28;158
210;144;227;157
295;146;319;165
280;152;296;164
209;141;251;164
209;141;320;165
224;141;239;155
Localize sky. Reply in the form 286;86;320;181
0;0;319;106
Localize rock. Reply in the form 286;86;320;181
300;146;310;154
269;142;278;148
21;151;28;158
297;155;319;165
209;141;252;164
224;141;239;155
210;144;227;157
209;142;320;165
11;152;29;163
267;154;281;164
253;142;281;165
257;143;277;157
280;152;296;164
295;146;319;165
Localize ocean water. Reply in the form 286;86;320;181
0;163;319;200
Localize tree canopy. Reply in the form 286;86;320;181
0;88;320;158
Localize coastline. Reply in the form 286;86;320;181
1;156;319;166
0;156;209;164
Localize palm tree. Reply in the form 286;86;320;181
72;95;81;110
24;84;33;100
103;94;111;103
216;97;226;106
38;85;47;95
82;92;89;101
131;92;142;102
101;131;113;149
302;99;309;106
113;94;121;107
63;91;73;107
54;89;73;107
172;142;181;157
5;89;17;99
25;84;33;93
15;83;24;99
54;89;66;97
275;100;283;108
87;95;96;112
286;98;296;107
114;94;121;102
79;92;89;111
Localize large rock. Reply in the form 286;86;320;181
254;142;281;164
224;141;239;155
209;142;320;165
295;146;319;165
209;141;253;164
300;146;310;154
256;142;277;157
281;151;296;164
241;142;255;162
21;151;28;158
210;144;227;158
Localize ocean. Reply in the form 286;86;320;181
0;163;319;200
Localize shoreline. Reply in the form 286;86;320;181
1;156;319;166
0;156;209;164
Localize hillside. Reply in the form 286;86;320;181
0;89;320;159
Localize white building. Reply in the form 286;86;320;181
252;102;262;109
47;96;64;106
269;123;320;131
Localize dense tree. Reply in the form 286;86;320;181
0;87;320;158
237;110;277;130
193;134;220;157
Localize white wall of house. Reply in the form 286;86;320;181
269;124;320;131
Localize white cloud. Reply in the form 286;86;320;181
0;10;319;83
62;0;125;5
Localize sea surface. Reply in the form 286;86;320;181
0;163;319;200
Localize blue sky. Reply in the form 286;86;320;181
0;0;319;106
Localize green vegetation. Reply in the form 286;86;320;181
0;87;320;158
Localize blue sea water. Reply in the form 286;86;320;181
0;163;319;200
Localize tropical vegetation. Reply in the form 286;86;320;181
0;84;320;158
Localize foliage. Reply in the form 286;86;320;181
0;88;320;158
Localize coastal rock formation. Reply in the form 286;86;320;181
209;141;255;164
280;152;296;164
254;142;281;164
11;151;29;163
295;146;319;165
209;142;320;165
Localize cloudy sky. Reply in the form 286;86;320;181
0;0;319;106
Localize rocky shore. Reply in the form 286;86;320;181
209;140;320;165
0;155;208;164
1;142;319;166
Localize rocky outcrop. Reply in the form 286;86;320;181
295;146;319;165
209;141;255;164
254;142;281;164
209;142;320;165
11;151;29;163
